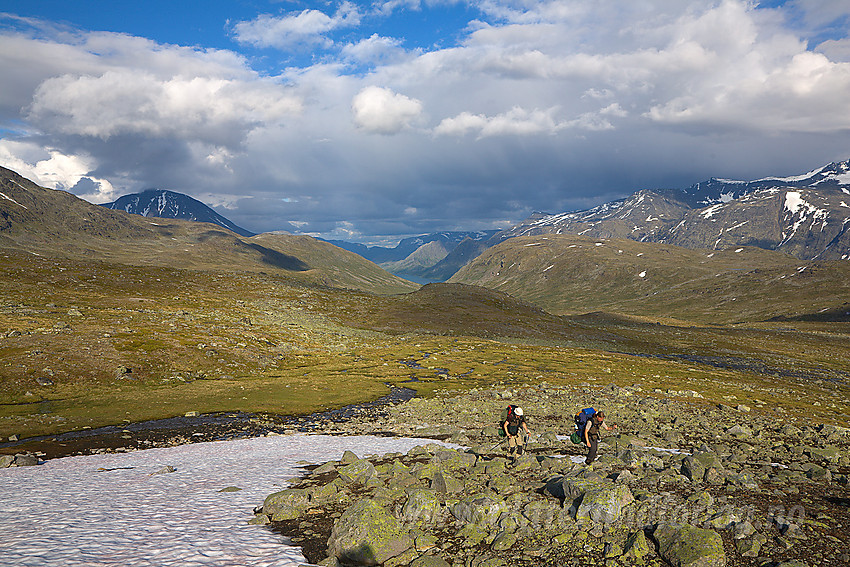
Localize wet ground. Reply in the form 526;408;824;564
0;386;416;461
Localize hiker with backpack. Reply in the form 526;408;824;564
573;407;616;465
501;405;530;462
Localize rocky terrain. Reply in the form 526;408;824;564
255;383;850;567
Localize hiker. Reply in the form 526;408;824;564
581;409;615;465
502;406;530;461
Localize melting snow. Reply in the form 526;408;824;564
543;265;555;272
0;192;27;209
784;191;803;214
524;242;542;247
638;271;646;278
0;434;451;567
735;248;744;253
700;204;723;219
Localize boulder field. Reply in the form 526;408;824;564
254;383;849;566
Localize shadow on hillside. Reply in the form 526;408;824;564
768;305;850;322
244;242;310;271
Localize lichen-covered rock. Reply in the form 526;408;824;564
451;495;505;526
402;489;442;525
575;483;634;523
653;523;726;567
263;488;310;521
327;499;413;566
546;476;634;523
430;471;463;494
338;459;376;485
491;531;517;551
408;555;451;567
624;530;651;559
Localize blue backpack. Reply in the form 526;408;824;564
574;407;595;432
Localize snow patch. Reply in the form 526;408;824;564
700;204;723;219
638;271;646;278
524;242;542;247
543;264;555;272
0;434;454;567
784;191;803;214
0;192;27;209
735;248;744;253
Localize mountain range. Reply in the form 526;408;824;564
88;159;850;281
498;159;850;262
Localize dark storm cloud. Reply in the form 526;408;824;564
2;2;850;244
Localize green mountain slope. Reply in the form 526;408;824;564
448;234;850;324
0;166;416;295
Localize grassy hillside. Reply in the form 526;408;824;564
449;234;850;324
0;167;416;295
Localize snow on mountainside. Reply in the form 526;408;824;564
504;159;850;261
102;189;255;237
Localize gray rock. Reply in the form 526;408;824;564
575;483;634;523
338;459;376;485
451;495;505;525
340;450;359;464
726;424;752;439
263;488;310;521
327;499;413;566
402;489;442;525
409;556;451;567
653;522;726;567
13;453;39;467
0;455;14;468
430;471;463;494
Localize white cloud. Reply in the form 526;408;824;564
341;34;407;64
351;86;423;134
28;72;302;144
0;140;116;202
233;2;361;49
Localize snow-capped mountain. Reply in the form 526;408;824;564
501;160;850;261
102;189;255;237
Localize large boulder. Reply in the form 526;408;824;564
653;523;726;567
682;451;724;483
327;499;413;566
402;489;442;525
338;459;377;485
263;488;310;521
575;483;635;523
544;476;634;523
451;495;505;526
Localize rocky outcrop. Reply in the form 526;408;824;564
255;384;850;566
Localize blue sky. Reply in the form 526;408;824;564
2;1;850;243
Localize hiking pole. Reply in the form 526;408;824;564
490;437;506;450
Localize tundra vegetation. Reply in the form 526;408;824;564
1;175;849;566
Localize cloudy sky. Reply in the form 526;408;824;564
1;1;849;244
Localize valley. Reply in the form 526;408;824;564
1;164;848;450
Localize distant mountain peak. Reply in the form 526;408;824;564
102;189;254;237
